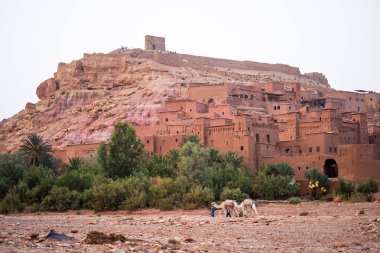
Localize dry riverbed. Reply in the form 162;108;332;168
0;202;379;252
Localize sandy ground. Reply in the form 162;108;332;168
0;202;379;253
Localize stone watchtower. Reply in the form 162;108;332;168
145;35;166;51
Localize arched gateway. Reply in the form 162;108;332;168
324;159;338;178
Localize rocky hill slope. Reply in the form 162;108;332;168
0;49;332;152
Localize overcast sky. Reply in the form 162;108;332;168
0;0;379;120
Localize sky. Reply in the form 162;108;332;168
0;0;379;120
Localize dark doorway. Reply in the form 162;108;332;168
324;159;338;178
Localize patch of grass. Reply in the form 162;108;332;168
288;197;301;205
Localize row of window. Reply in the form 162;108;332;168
308;146;321;153
348;97;364;102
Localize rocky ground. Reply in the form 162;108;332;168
0;202;379;253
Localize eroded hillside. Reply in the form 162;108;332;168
0;49;332;152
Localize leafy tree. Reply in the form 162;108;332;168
97;122;144;178
0;153;24;198
20;134;52;167
177;141;210;181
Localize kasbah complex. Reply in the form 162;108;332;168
54;36;380;193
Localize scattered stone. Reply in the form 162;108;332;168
184;238;195;243
84;231;126;244
30;233;39;240
46;230;73;241
358;210;365;215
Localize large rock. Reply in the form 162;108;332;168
36;78;59;99
303;72;329;87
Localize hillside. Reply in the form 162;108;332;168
0;48;332;152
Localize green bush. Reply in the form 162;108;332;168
0;190;23;213
334;179;356;200
57;170;95;192
220;187;249;203
253;173;299;200
91;179;126;211
122;177;149;210
357;179;378;194
148;176;191;210
288;197;302;204
40;186;80;212
91;176;149;211
181;185;214;209
349;192;367;203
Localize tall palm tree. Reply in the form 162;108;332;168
222;151;244;168
64;157;83;170
20;134;52;166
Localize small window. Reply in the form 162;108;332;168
256;134;260;143
266;134;270;143
316;146;320;152
334;147;337;153
222;111;225;115
309;147;312;153
358;107;360;112
175;139;178;142
370;98;373;101
289;106;292;109
177;131;179;134
277;105;281;110
248;127;250;131
190;109;192;112
146;140;150;144
245;95;248;99
298;167;301;171
349;97;351;101
329;147;332;152
240;146;244;151
165;118;168;122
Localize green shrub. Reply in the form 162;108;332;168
334;179;356;200
288;197;302;205
357;179;378;194
220;187;249;203
0;190;23;213
40;186;80;212
148;176;191;210
91;179;126;211
181;185;214;209
91;176;149;211
57;170;95;192
349;192;367;203
122;177;149;210
22;166;56;204
253;173;299;200
26;203;41;213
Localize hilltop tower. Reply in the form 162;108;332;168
145;35;165;51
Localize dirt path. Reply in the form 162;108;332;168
0;202;379;252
